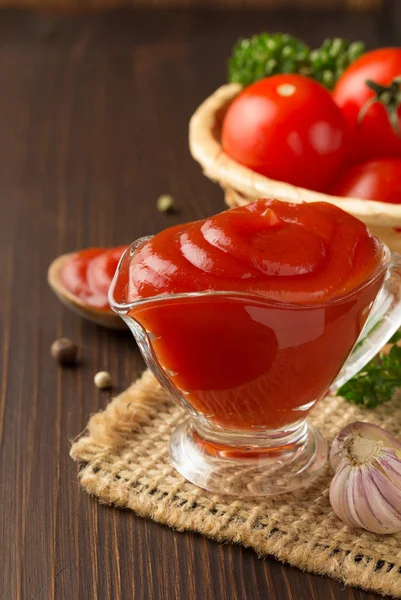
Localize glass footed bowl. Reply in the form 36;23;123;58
109;236;401;497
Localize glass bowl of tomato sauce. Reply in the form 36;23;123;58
109;200;401;497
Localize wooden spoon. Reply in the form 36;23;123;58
48;252;126;330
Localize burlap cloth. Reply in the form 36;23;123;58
70;369;401;598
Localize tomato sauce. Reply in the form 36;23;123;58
123;200;385;431
61;246;126;310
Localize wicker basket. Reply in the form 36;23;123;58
189;83;401;253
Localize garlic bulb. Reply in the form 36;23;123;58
330;422;401;534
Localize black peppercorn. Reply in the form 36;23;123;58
51;337;78;366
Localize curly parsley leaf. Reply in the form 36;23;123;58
337;331;401;408
228;34;365;90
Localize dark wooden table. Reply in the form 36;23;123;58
0;7;398;599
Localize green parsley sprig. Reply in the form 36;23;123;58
309;38;366;90
228;33;365;90
228;33;310;87
337;329;401;408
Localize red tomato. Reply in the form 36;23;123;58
330;158;401;204
221;74;347;192
333;48;401;162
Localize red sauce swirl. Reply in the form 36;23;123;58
128;200;382;304
61;246;126;310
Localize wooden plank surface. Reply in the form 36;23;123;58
0;1;383;12
0;7;397;600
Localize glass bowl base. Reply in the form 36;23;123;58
170;419;327;497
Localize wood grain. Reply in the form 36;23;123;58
0;8;396;600
0;0;384;12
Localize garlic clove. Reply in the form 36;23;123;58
329;464;353;526
346;469;369;531
354;465;401;534
368;465;401;533
329;421;401;535
379;450;401;487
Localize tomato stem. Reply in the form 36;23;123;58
358;77;401;138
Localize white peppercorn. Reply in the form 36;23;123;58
94;371;112;389
157;194;175;213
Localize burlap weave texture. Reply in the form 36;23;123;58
70;369;401;598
